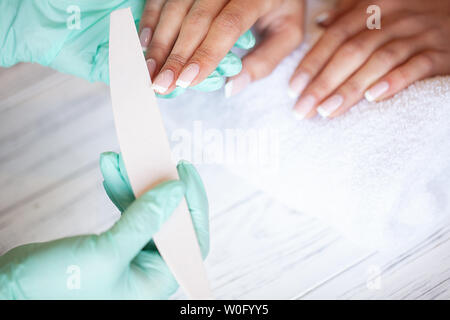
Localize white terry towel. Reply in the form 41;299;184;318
159;0;450;250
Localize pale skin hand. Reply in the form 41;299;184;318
290;0;450;119
138;0;304;96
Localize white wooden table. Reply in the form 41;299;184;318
1;63;449;300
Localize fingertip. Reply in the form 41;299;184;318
99;151;118;165
152;69;175;94
364;81;389;102
177;160;203;189
176;63;200;88
288;71;310;99
224;70;251;98
139;27;153;52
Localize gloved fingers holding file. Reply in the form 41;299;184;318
0;155;209;299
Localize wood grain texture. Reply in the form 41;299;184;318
0;64;449;299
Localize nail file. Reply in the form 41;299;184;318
109;8;213;299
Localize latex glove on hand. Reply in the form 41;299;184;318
0;153;209;299
0;0;254;97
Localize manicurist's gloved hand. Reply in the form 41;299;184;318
0;0;254;97
0;152;209;299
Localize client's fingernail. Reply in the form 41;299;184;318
140;28;152;51
146;58;156;78
288;72;310;99
152;69;174;94
293;95;316;120
364;81;389;102
315;11;330;24
317;94;343;118
176;63;200;88
225;71;251;98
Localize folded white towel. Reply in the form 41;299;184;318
159;0;450;249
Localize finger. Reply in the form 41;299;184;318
145;0;194;82
314;35;428;118
226;21;303;97
177;0;271;89
103;180;185;264
364;51;443;103
292;14;431;119
176;160;209;258
100;152;134;212
139;0;165;52
289;1;401;99
151;0;229;94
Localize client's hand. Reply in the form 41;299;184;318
140;0;304;96
290;0;450;119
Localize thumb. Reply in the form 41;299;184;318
102;180;185;263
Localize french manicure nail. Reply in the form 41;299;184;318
176;63;200;88
317;94;344;118
293;95;316;120
146;58;156;78
315;11;330;24
152;69;174;94
364;81;389;102
288;72;310;99
140;28;152;51
225;71;251;98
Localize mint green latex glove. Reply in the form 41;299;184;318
0;0;255;96
0;153;209;299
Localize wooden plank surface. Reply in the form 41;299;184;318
0;64;449;299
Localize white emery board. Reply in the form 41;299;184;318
109;8;213;299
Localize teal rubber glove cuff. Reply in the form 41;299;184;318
0;153;209;299
0;0;255;95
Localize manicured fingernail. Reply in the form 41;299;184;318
293;95;316;120
146;58;156;78
364;81;389;102
317;94;344;118
152;69;174;94
140;28;152;51
315;11;330;24
225;71;251;98
176;63;200;88
288;72;310;99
